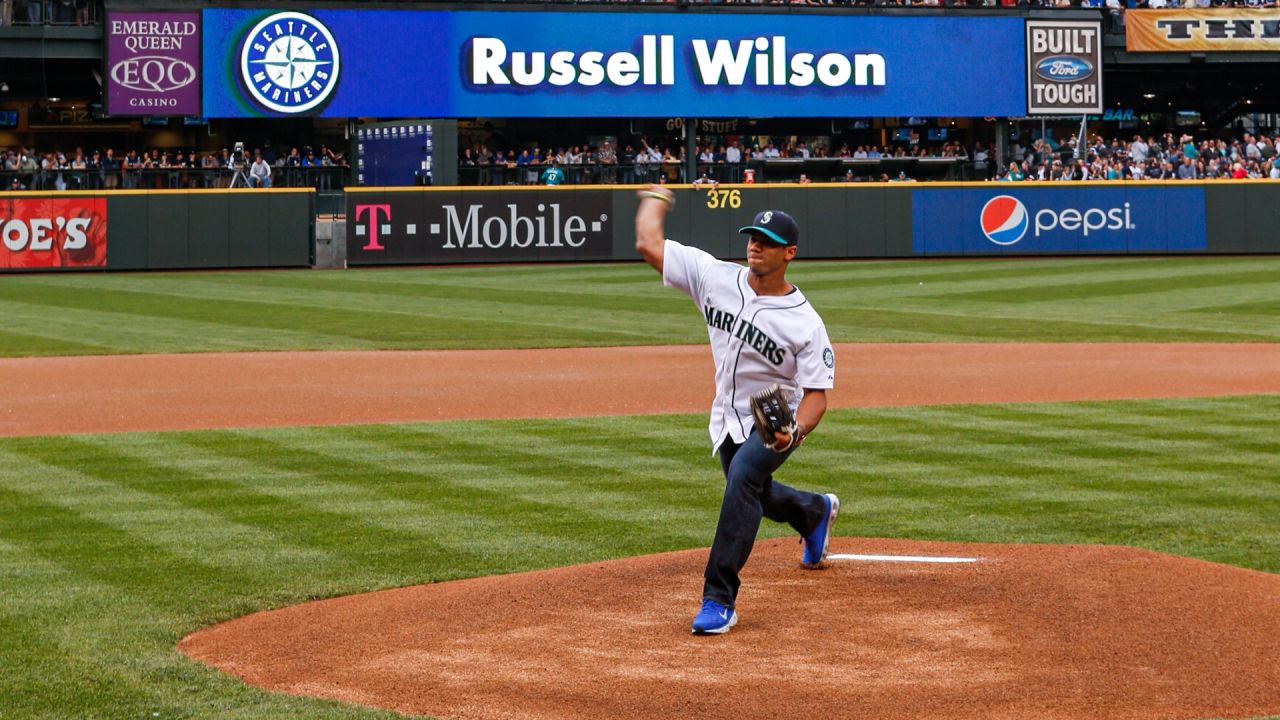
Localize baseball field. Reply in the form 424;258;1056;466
2;255;1279;719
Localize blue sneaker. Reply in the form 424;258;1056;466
802;493;840;567
691;599;738;635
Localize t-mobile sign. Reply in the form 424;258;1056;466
106;11;201;116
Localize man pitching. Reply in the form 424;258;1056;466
634;184;839;635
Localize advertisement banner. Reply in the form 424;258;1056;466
346;190;614;265
203;9;1026;118
0;197;108;270
911;186;1206;255
1126;9;1280;52
1026;20;1102;116
106;11;202;116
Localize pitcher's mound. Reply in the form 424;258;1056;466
180;538;1280;720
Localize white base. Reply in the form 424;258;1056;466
826;553;978;564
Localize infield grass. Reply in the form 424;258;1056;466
1;255;1279;356
1;396;1279;719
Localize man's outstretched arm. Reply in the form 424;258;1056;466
635;184;673;273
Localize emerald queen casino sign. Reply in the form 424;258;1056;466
202;9;1027;117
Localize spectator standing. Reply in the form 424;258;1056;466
18;148;38;188
539;159;567;186
620;144;637;185
121;149;142;188
86;149;102;189
1245;134;1262;163
100;148;121;189
1129;135;1149;164
515;148;533;184
973;142;990;180
599;140;618;184
1259;135;1276;162
725;139;742;165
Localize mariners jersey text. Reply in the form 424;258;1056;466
704;304;786;365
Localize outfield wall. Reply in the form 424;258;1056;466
0;189;315;272
345;181;1277;266
3;183;1276;273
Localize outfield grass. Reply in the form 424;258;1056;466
1;397;1278;719
1;255;1279;356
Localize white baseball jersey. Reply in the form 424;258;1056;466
663;239;835;451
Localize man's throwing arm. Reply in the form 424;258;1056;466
635;184;673;273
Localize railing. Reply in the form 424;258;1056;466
3;0;103;26
0;167;348;191
459;163;689;186
457;158;968;185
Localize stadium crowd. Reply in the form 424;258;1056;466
1000;131;1280;180
5;131;1278;191
0;143;348;191
459;135;973;184
459;130;1280;184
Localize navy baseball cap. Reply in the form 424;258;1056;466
739;210;799;246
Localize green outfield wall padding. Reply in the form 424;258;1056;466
1203;186;1245;254
90;190;315;271
147;194;192;269
188;194;232;269
1243;184;1280;254
105;196;150;271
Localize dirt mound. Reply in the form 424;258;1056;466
180;538;1280;720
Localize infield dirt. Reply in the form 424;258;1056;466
3;342;1280;437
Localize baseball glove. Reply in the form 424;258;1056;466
751;384;798;452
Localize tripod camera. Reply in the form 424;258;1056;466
229;141;251;188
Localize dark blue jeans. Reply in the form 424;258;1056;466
703;431;828;607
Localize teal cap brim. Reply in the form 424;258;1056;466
738;226;790;246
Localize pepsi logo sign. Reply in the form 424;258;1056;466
1035;55;1093;83
980;195;1028;246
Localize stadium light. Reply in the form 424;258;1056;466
1143;93;1156;99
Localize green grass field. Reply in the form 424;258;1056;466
2;257;1279;719
0;255;1278;356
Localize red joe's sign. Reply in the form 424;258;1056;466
0;197;107;269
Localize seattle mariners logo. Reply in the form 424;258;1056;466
980;195;1029;246
239;11;340;114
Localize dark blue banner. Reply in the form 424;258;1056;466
911;185;1208;255
202;9;1026;118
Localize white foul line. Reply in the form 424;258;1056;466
827;553;978;564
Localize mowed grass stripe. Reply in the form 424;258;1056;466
4;256;1280;356
350;424;714;545
793;255;1255;293
66;434;469;591
0;483;269;622
0;442;331;573
925;265;1280;305
0;298;350;353
180;429;654;569
295;424;713;558
866;403;1280;478
817;304;1271;342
